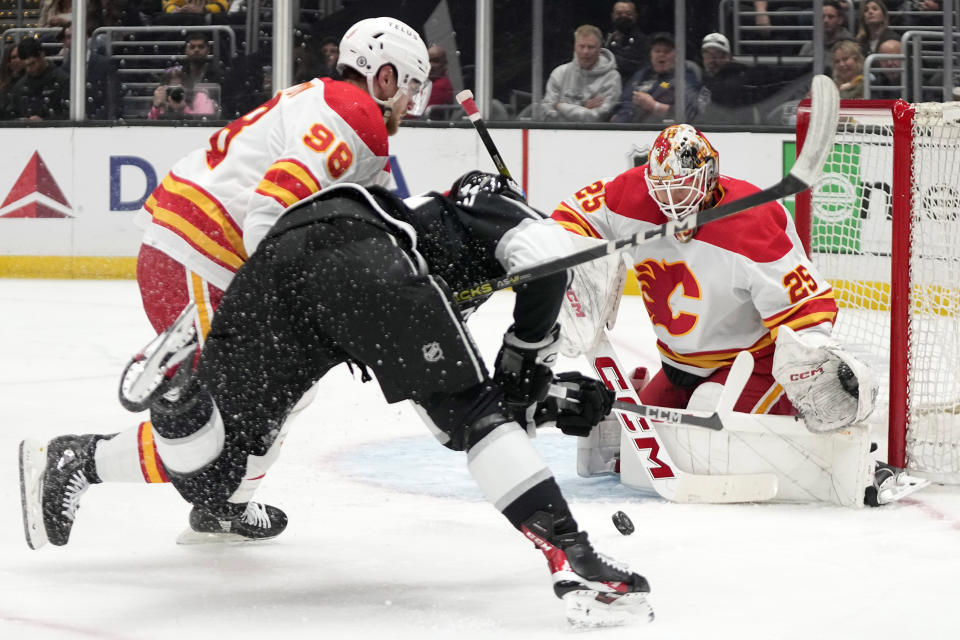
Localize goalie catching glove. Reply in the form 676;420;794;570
772;326;878;433
535;372;615;437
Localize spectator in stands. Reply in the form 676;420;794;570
316;36;341;80
798;0;853;69
894;0;944;28
696;33;754;124
604;1;649;85
856;0;899;56
2;37;69;120
541;24;621;122
0;45;24;119
148;66;216;120
39;0;72;27
180;32;224;108
55;25;71;67
871;38;904;93
161;0;227;15
832;39;865;99
611;31;700;124
425;44;454;109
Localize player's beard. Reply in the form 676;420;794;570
384;106;403;135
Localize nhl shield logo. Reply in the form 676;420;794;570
422;342;443;362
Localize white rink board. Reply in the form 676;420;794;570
0;126;794;258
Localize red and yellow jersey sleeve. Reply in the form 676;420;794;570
254;158;321;208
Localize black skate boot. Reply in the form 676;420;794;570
19;435;104;549
176;501;288;545
119;302;198;413
864;461;930;507
521;511;653;627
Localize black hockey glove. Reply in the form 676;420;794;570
494;325;560;427
535;372;615;437
450;170;526;203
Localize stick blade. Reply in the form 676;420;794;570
790;74;840;186
665;472;779;503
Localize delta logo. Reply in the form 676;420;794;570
0;151;73;219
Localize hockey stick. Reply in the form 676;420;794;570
548;384;725;431
454;74;840;303
589;335;779;503
456;90;514;180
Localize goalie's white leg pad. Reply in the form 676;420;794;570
650;412;875;506
563;590;654;629
576;418;621;477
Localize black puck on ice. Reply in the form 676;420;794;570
612;510;634;536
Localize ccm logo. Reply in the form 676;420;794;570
565;289;586;318
790;366;824;381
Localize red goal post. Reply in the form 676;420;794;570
795;99;960;484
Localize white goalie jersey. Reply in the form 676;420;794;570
551;167;839;379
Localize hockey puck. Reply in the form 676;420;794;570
612;510;634;536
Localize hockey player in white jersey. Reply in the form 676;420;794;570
19;17;430;549
552;123;927;506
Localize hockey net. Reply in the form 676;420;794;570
796;100;960;484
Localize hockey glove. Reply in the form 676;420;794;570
494;325;560;427
450;170;526;203
536;372;615;437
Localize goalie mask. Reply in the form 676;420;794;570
644;124;719;221
338;17;430;116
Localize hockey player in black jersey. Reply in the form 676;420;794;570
103;173;654;626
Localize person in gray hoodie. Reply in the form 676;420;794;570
541;24;622;122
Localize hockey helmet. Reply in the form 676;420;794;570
644;124;720;220
338;17;431;116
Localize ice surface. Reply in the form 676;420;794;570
1;279;959;639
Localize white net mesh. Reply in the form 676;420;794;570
805;102;960;483
904;103;960;482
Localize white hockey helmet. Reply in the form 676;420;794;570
338;17;431;116
644;124;720;221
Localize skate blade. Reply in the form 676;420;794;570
563;590;654;628
175;528;278;546
19;440;50;550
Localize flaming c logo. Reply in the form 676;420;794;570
635;259;700;336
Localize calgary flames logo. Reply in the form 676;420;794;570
635;259;700;336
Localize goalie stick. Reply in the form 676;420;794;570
589;335;779;503
453;74;840;303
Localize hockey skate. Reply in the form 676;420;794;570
521;511;653;628
119;302;198;413
864;461;930;507
176;501;288;545
19;435;102;549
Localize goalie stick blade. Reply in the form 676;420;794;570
19;439;49;550
563;590;654;629
655;472;779;504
